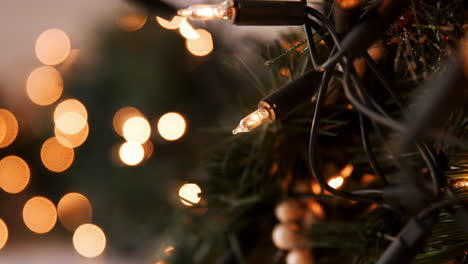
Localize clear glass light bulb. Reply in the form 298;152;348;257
232;107;271;135
178;1;234;21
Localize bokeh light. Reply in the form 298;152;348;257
113;107;143;137
26;66;63;106
340;164;354;178
73;224;106;258
186;29;213;56
118;14;147;32
0;219;7;250
119;141;144;166
157;112;187;141
179;18;200;39
22;196;57;234
35;29;71;65
0;109;18;148
328;176;344;189
142;140;154;160
55;123;89;148
54;99;88;135
58;192;93;231
123;116;151;144
178;183;201;206
156;16;184;30
0;155;30;194
40;137;74;172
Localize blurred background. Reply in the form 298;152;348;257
0;0;301;263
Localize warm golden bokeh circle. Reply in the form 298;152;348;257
54;99;88;135
186;29;214;56
179;18;200;40
156;16;184;30
35;29;71;65
118;14;147;32
26;66;63;106
55;122;89;148
22;196;57;234
113;107;143;137
123;116;151;144
0;219;8;250
142;140;154;160
178;183;201;206
157;112;187;141
0;155;30;194
40;137;74;172
119;141;144;166
58;192;93;231
0;109;18;148
73;224;106;258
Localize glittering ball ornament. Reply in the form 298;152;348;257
272;223;307;250
275;199;306;223
286;249;314;264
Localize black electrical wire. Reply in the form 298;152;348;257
359;114;388;184
417;198;465;220
308;70;382;203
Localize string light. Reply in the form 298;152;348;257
73;224;106;258
179;18;200;39
26;66;63;106
119;141;145;166
22;196;57;234
35;29;71;65
156;16;184;30
232;106;273;134
0;155;30;194
328;176;344;189
123;116;151;144
178;2;234;21
178;183;202;206
40;137;75;172
0;109;18;148
186;29;214;56
57;192;93;231
157;112;187;141
0;219;7;250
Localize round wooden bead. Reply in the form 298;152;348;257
275;199;306;223
271;223;307;250
286;249;314;264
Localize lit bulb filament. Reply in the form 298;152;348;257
232;107;271;134
178;3;234;20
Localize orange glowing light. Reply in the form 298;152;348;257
35;29;71;65
0;109;18;148
118;14;147;32
179;18;200;39
22;196;57;234
26;66;63;106
40;137;74;172
0;155;30;194
54;99;88;135
156;16;184;30
123;116;151;144
311;182;322;194
0;219;7;250
142;140;154;160
178;183;201;206
55;122;89;148
340;164;354;178
119;141;144;166
157;112;187;141
58;192;92;231
336;0;362;9
164;245;175;256
306;200;325;219
113;107;143;137
361;173;377;185
73;224;106;258
328;176;344;189
186;29;213;56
